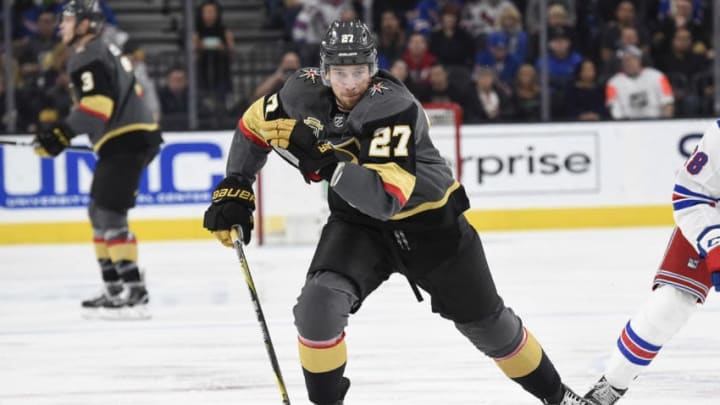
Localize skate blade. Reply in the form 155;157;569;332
97;305;152;321
81;308;104;320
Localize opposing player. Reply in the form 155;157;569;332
32;0;162;317
585;120;720;404
204;20;591;405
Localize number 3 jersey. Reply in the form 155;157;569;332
229;68;470;230
65;36;161;155
673;120;720;270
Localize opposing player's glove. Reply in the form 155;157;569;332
261;119;339;183
32;122;75;157
203;177;255;246
704;247;720;291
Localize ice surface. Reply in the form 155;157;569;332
2;226;720;404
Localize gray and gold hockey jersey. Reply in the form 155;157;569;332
66;37;161;155
230;68;469;230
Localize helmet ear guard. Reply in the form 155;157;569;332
319;20;378;85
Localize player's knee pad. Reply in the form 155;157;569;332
293;271;359;341
454;305;524;358
88;201;128;230
633;285;698;343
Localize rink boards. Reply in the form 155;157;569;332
0;118;711;244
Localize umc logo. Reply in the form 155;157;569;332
0;142;225;208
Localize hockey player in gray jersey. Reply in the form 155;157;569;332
32;0;162;318
204;20;590;405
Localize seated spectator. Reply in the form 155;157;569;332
657;28;707;117
564;59;608;120
406;0;441;35
429;4;475;69
422;65;478;119
606;45;674;119
292;0;349;65
376;10;407;70
15;8;59;79
460;0;512;41
599;1;650;66
253;51;301;99
535;26;582;90
475;32;521;87
402;32;437;85
527;3;575;62
159;67;190;131
652;0;709;61
194;0;234;94
494;3;528;63
471;67;513;122
525;0;576;34
390;58;430;100
511;64;542;121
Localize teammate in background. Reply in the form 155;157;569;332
203;20;591;405
585;120;720;404
32;0;162;317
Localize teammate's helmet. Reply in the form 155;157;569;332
63;0;105;34
319;20;378;83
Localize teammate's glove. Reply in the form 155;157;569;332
203;177;255;246
32;122;74;157
261;119;339;183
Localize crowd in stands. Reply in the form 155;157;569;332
0;0;716;133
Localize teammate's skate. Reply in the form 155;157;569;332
584;376;626;405
544;385;596;405
81;282;123;319
100;284;150;320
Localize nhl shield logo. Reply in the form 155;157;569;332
333;114;345;127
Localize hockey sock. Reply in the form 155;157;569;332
494;328;564;402
105;228;142;284
93;231;119;284
605;285;698;390
298;332;348;404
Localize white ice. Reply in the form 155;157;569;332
2;226;720;404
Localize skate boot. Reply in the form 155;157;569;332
584;376;626;405
81;282;124;318
101;284;151;320
544;384;596;405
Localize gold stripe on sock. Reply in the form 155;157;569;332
107;239;138;263
93;237;109;260
298;336;347;374
495;329;543;378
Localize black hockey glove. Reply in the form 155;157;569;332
203;177;255;246
32;121;75;157
261;119;339;183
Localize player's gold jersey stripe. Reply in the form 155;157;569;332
363;162;415;206
79;95;114;120
240;97;270;145
298;337;347;373
390;181;461;220
93;123;159;151
495;329;543;378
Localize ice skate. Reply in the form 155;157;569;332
81;283;124;319
584;376;625;405
99;284;151;320
544;385;596;405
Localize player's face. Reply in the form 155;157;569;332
328;64;372;111
59;15;77;44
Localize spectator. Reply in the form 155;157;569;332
429;4;475;69
606;45;674;119
292;0;350;65
35;43;73;126
494;3;528;63
652;0;709;61
123;40;160;122
535;26;582;90
158;66;190;131
475;32;521;87
599;26;653;80
526;3;575;63
471;66;513;122
525;0;576;34
402;32;437;85
390;58;431;100
16;8;60;78
194;0;234;94
253;51;301;99
657;28;707;116
511;64;542;121
564;59;608;120
405;0;442;36
422;64;478;116
599;1;650;66
460;0;512;40
376;10;407;70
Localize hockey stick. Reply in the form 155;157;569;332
231;226;291;405
0;139;93;152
